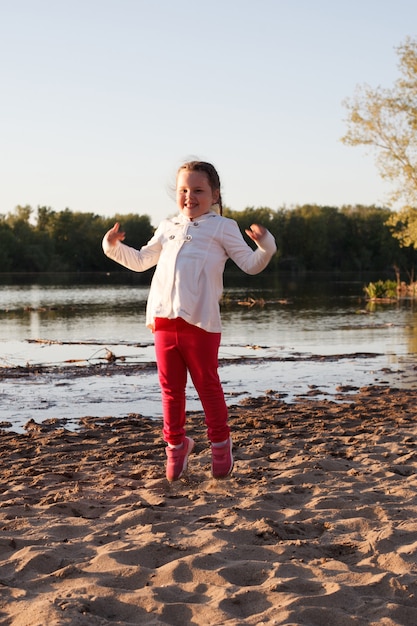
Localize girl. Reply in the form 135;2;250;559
102;161;276;481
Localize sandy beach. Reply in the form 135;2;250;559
1;383;417;625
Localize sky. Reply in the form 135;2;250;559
1;0;416;227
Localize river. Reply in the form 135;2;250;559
1;273;416;431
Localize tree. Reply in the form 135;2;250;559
342;37;417;248
340;205;401;271
386;205;417;249
3;205;51;271
107;213;154;250
0;222;17;271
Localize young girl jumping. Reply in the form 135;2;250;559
102;161;276;482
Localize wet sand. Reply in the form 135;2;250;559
1;382;417;625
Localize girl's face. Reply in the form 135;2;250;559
176;170;219;220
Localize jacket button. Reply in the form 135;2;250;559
169;235;175;240
185;235;192;241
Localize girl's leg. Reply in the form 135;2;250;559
177;319;230;444
154;318;188;446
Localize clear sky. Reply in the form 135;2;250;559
1;0;416;226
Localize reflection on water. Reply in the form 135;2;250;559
0;274;416;431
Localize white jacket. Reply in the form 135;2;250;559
102;211;277;333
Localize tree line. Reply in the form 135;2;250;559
0;203;415;278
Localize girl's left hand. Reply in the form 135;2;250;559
245;223;267;242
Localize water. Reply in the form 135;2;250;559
1;274;416;431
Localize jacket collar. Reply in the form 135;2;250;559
175;211;218;225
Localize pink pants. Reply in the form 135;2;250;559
154;317;230;446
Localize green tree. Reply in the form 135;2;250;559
386;206;417;248
342;37;417;248
2;205;50;271
0;221;17;271
105;213;154;250
340;205;402;271
223;206;276;239
291;205;346;270
35;207;154;272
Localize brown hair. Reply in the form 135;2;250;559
177;161;223;215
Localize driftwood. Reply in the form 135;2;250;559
236;297;290;308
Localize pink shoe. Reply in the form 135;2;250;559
211;437;233;479
165;437;194;482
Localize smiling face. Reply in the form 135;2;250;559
176;170;220;220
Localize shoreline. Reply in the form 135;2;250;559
0;350;384;379
1;384;417;624
1;350;408;435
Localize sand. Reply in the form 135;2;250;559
1;384;417;625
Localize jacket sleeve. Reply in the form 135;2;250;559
221;219;277;274
102;228;162;272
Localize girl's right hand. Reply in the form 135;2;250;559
106;222;126;246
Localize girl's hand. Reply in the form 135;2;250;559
245;223;267;242
106;222;126;246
